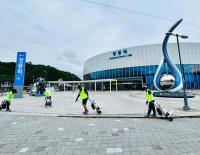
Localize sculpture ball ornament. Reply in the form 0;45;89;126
153;19;183;92
160;74;175;90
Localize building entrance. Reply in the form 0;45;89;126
116;77;143;90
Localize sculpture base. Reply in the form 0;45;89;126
153;91;195;98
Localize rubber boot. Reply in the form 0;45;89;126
83;110;88;115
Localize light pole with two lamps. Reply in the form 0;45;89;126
166;32;190;111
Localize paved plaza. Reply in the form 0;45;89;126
0;113;200;155
0;91;200;117
0;91;200;154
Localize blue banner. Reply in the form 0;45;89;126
14;52;26;87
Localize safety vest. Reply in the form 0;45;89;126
44;90;52;97
146;89;154;104
80;87;88;100
6;91;14;103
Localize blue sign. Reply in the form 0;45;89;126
14;52;26;87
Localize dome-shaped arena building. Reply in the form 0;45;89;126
83;43;200;90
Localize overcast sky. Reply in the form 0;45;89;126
0;0;199;78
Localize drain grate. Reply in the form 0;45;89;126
34;146;47;152
151;145;163;150
118;129;124;133
0;144;5;149
39;136;48;140
34;130;43;134
112;132;119;136
81;131;88;135
60;138;69;142
100;131;107;134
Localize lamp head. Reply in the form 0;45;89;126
180;35;189;39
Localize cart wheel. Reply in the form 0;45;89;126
169;117;173;121
97;110;101;114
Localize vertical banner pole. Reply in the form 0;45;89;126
14;52;27;98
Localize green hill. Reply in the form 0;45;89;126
0;61;81;85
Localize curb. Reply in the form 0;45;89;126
1;111;200;119
57;114;200;119
58;114;145;118
173;115;200;118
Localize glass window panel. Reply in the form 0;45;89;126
197;75;200;82
133;67;137;77
123;68;126;78
141;66;145;75
189;74;194;82
194;75;198;82
120;68;123;78
130;67;134;77
138;66;141;77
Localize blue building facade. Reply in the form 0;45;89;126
84;64;200;89
84;43;200;90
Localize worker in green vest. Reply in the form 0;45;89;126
5;88;17;112
75;85;89;114
145;88;156;117
43;88;52;106
44;88;52;98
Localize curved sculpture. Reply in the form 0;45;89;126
153;19;183;92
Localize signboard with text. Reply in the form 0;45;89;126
14;52;27;98
109;49;132;60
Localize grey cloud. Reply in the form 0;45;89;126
0;0;200;79
3;4;28;21
34;24;55;37
62;49;78;58
56;49;83;66
54;61;83;79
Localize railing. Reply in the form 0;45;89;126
0;86;31;97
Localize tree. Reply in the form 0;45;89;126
0;61;81;85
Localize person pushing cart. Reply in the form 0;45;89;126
144;87;156;117
75;85;89;115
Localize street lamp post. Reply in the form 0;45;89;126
32;76;35;83
166;32;190;110
44;71;47;81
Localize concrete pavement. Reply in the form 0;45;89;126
0;91;200;117
0;114;200;154
0;91;200;154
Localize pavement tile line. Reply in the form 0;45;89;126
9;112;200;118
76;138;83;142
1;110;200;119
123;128;129;131
19;148;29;153
106;148;123;154
112;128;119;132
58;128;64;131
